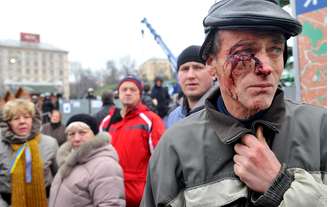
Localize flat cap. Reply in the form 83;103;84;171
201;0;302;60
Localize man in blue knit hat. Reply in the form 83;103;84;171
141;0;326;206
110;75;165;207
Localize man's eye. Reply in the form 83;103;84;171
270;47;283;54
237;48;253;55
180;67;188;72
194;65;204;70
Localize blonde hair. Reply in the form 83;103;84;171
2;99;36;121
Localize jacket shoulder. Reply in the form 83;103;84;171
284;99;326;120
41;134;59;147
142;110;163;121
161;109;208;143
84;146;123;178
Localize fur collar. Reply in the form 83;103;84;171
57;132;112;178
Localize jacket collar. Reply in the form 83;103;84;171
57;132;116;178
205;87;285;144
124;103;148;119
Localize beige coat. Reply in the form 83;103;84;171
49;132;125;207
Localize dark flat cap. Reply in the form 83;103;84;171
200;0;302;60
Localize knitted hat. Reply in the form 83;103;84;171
117;75;143;94
66;113;99;135
200;0;302;61
177;45;205;71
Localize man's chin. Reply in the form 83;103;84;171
122;102;137;108
248;99;272;112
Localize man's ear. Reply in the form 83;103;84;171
206;55;218;78
206;55;214;66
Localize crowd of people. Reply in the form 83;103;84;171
0;0;326;207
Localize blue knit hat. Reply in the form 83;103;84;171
117;75;143;94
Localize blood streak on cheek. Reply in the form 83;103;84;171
223;53;263;99
225;53;263;79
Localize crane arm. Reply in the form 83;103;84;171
141;18;177;72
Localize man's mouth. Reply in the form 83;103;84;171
248;83;273;89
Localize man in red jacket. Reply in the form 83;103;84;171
109;75;165;207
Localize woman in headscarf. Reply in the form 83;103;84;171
49;113;125;207
0;99;58;207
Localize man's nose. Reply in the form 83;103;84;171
255;54;273;76
186;68;196;78
255;65;272;76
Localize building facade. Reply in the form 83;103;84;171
138;58;173;82
0;33;70;99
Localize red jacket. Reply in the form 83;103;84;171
109;103;165;207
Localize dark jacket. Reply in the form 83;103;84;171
151;86;170;118
94;105;113;127
142;93;157;113
141;88;327;207
41;122;66;146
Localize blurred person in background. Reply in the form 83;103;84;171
41;109;66;146
41;93;54;124
94;91;119;128
141;83;157;113
110;75;165;207
49;113;125;207
150;76;171;118
0;99;58;207
98;91;122;133
166;45;216;128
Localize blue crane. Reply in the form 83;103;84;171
141;18;177;73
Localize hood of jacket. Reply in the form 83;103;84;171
0;108;42;144
57;132;118;178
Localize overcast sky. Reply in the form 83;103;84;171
0;0;216;70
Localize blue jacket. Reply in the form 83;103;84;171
166;85;219;128
166;105;188;128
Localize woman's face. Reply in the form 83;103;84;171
8;112;33;137
67;126;94;148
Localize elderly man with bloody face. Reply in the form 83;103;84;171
141;1;326;207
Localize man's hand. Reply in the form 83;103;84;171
233;126;281;192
